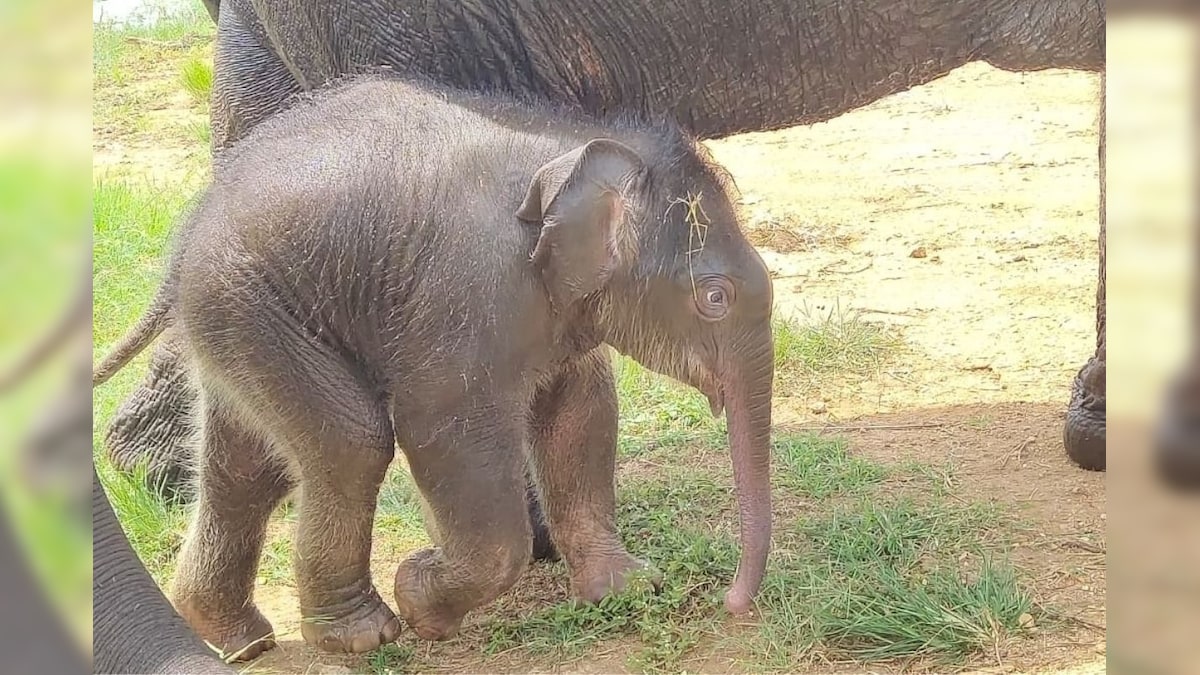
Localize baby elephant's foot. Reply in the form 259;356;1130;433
175;595;276;662
573;552;662;603
393;549;468;641
300;587;403;654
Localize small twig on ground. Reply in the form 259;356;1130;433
1061;539;1106;554
1060;614;1107;634
1034;602;1107;634
1000;436;1035;468
787;421;955;433
859;308;923;317
123;35;199;48
817;259;873;275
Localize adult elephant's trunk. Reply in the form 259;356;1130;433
94;467;233;674
721;340;774;615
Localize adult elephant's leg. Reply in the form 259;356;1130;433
103;324;200;502
1154;359;1200;488
527;349;658;601
210;3;304;153
1155;202;1200;485
94;466;233;674
1064;73;1107;471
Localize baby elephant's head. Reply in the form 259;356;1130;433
515;133;774;615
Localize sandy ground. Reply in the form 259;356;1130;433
708;61;1101;425
95;58;1107;673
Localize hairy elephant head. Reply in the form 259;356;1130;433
516;133;774;613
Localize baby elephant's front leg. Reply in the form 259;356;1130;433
393;416;532;640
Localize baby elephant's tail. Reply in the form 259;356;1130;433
92;280;175;388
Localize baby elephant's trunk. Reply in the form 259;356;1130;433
721;342;774;615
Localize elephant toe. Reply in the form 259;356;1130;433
176;597;275;663
300;591;401;654
1063;412;1105;471
573;553;661;604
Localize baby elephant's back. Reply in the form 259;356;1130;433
176;79;481;361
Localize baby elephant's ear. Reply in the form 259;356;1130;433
516;138;645;311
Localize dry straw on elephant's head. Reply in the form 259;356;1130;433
666;191;711;306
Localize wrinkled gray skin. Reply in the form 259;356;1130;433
95;467;234;674
105;0;1108;560
93;75;775;660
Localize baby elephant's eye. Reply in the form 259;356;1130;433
695;275;734;321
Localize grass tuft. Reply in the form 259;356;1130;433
366;642;416;674
773;433;888;499
753;497;1029;669
96;460;189;584
773;302;902;395
179;56;213;103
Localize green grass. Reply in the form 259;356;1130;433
752;498;1029;669
773;302;902;395
773;433;888;498
96;460;189;585
179;56;213;103
366;642;416;674
93;1;215;85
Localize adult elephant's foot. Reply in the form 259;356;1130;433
572;552;662;603
1154;372;1200;490
104;332;201;503
299;586;403;653
174;594;276;662
1064;354;1106;471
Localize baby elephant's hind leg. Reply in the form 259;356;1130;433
219;328;403;654
170;391;294;662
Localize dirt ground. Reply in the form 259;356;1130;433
94;59;1106;673
248;406;1105;675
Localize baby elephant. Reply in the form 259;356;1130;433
93;74;775;660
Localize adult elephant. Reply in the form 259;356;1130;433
102;0;1108;560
